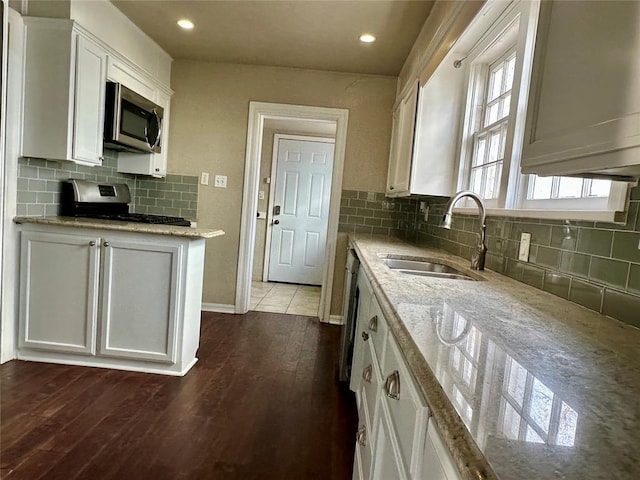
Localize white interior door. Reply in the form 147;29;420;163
268;137;334;285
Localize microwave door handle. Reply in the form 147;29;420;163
151;109;162;149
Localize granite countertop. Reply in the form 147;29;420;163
350;234;640;480
14;216;225;239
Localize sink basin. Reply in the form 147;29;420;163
384;258;476;281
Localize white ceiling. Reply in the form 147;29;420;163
111;0;435;76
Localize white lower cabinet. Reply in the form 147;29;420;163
351;268;463;480
18;224;205;375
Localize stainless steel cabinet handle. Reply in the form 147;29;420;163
384;370;400;400
362;364;372;384
89;241;96;247
103;241;110;247
368;315;378;332
357;426;366;447
361;331;369;342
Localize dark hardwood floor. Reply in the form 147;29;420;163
1;312;358;479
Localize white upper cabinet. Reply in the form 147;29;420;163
21;18;107;165
386;63;463;198
521;0;640;178
387;81;419;197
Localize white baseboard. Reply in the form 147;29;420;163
329;315;344;325
201;303;236;314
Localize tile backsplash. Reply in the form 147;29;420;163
17;152;198;220
340;187;640;328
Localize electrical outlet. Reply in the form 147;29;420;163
200;172;209;185
258;190;265;200
214;175;227;188
519;233;532;261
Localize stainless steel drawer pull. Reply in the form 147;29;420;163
368;315;378;332
357;426;366;447
361;331;369;342
384;370;400;400
362;364;372;383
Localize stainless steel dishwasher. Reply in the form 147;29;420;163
338;247;360;382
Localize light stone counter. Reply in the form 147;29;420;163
14;216;224;239
351;234;640;480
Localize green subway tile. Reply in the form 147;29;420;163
156;199;173;207
569;279;603;312
17;191;37;203
182;175;198;184
173;200;190;209
340;207;357;216
372;227;391;236
543;272;570;299
589;257;629;289
357;208;375;217
173;184;191;192
365;217;382;227
148;190;165;198
28;179;46;191
602;289;640;328
135;189;149;198
188;184;198;193
181;192;197;202
505;259;524;280
577;228;613;257
165;191;182;200
26;204;45;216
550;225;578;250
164;207;181;216
19;165;38;178
340;198;349;207
36;192;54;204
38;168;56;180
611;231;640;263
522;264;544;289
533;246;560;269
140;197;156;206
17;178;29;190
189;201;198;210
140;180;157;190
629;186;640;201
44;204;59;216
347;216;366;226
628;264;640;294
559;251;591;278
341;190;358;199
165;174;182;183
46;180;61;193
510;223;551;245
349;199;366;208
16;204;27;215
354;225;373;234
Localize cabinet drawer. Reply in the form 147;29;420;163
367;296;388;366
381;333;429;475
361;340;381;440
420;417;462;480
354;399;373;480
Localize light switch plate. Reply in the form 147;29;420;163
214;175;227;188
519;233;532;261
200;172;209;185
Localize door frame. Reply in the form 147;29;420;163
263;134;336;283
236;102;349;322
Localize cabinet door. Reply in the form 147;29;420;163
350;271;373;393
420;418;463;480
72;33;107;164
387;81;418;197
19;231;100;354
99;238;182;363
371;404;409;480
521;1;640;176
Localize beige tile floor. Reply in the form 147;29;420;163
250;281;321;316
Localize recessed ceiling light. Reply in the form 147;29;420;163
177;19;195;30
359;34;376;43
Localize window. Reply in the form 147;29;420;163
454;0;627;219
469;50;517;200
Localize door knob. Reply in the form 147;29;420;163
273;220;280;225
103;241;110;247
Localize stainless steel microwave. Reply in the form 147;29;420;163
103;81;163;154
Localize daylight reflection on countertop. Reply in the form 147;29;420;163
350;234;640;480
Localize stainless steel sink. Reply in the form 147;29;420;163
384;258;476;281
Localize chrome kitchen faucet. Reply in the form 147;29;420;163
441;190;487;270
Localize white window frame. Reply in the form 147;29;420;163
452;0;629;222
